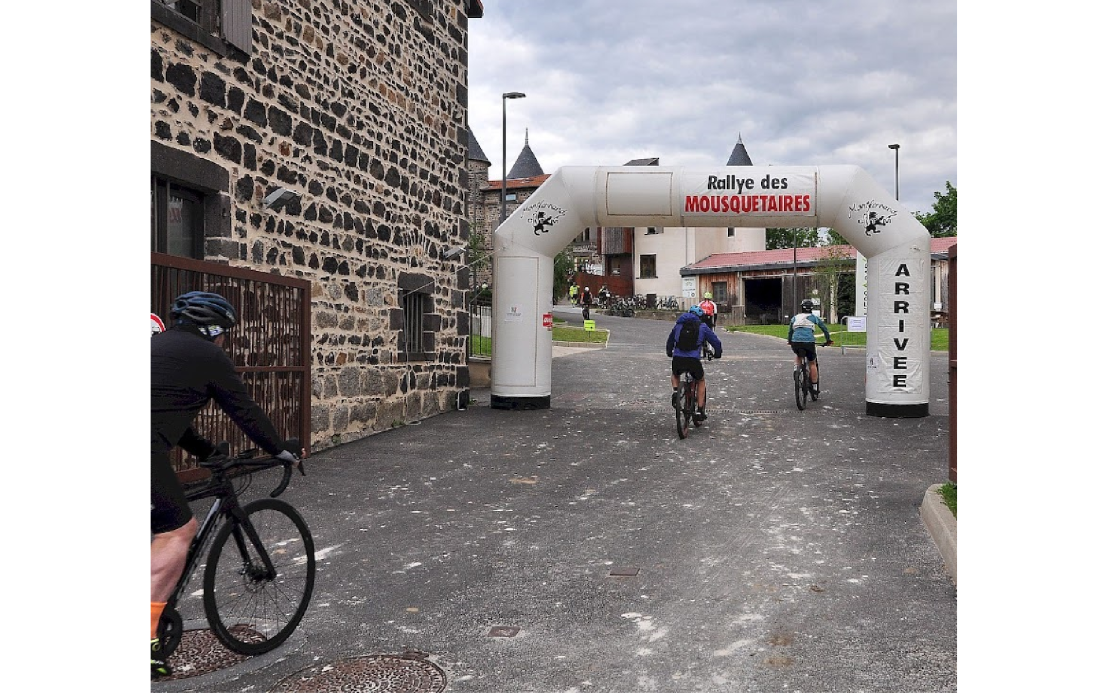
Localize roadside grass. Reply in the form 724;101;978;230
470;335;491;356
939;482;957;517
724;323;949;351
470;321;607;357
552;321;609;343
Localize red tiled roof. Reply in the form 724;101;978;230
685;236;957;271
484;174;551;190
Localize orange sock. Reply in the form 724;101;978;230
151;602;166;640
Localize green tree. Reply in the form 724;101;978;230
552;248;575;303
766;227;821;250
916;181;957;237
820;227;846;246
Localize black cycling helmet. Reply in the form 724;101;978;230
171;291;237;329
800;299;814;311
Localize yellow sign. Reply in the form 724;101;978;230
584;320;596;332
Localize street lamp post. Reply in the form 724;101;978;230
501;92;526;224
888;143;900;201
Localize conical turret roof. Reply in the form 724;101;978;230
507;129;545;179
467;127;490;166
726;134;754;166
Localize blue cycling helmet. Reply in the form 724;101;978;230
689;304;703;317
171;291;237;330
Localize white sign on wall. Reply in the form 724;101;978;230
681;276;697;299
846;316;866;332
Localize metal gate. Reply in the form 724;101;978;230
151;253;312;470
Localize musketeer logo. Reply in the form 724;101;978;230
847;201;897;236
522;202;566;236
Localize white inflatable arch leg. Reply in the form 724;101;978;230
490;166;930;417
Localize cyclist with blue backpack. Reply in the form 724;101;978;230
666;305;722;422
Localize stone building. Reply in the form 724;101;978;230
151;0;485;451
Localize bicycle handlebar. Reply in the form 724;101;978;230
199;447;306;498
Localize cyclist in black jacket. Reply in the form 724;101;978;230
150;292;299;678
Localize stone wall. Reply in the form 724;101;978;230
151;1;476;451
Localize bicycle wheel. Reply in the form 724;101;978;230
203;499;316;655
675;383;689;439
795;367;807;410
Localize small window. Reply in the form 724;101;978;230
639;254;657;279
152;0;252;55
727;227;735;237
505;193;517;202
645;227;658;235
402;291;427;357
712;281;728;304
151;175;205;259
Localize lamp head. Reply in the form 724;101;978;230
263;187;300;210
888;143;900;150
503;91;526;100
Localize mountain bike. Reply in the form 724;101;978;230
674;370;700;439
155;446;316;666
794;342;830;410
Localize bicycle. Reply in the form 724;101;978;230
674;369;700;439
794;342;830;411
155;446;316;667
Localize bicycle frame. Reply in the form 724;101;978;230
164;480;264;617
162;455;298;638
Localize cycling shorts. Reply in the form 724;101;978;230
671;356;705;380
152;450;193;534
790;341;818;362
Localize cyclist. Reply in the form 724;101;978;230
698;292;718;328
150;292;301;678
698;292;718;359
666;304;722;422
578;286;594;320
787;299;833;397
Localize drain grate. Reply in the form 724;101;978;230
270;653;447;693
151;627;262;682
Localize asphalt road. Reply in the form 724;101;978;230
154;306;956;693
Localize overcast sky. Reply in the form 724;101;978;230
467;0;956;218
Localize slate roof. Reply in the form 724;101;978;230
726;134;753;166
681;236;957;274
624;157;660;166
507;129;545;179
467;127;490;165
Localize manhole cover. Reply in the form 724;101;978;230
271;654;447;693
151;627;262;682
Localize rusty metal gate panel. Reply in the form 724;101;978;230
948;244;957;484
151;252;312;471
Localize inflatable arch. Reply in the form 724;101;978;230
489;165;931;418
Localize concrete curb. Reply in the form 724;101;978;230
919;484;957;585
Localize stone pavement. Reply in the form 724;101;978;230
153;306;956;693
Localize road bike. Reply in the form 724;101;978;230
794;342;830;411
155;446;316;666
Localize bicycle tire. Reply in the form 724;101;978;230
203;499;316;655
688;381;701;429
795;367;807;410
675;383;689;439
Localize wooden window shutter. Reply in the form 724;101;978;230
222;0;252;54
